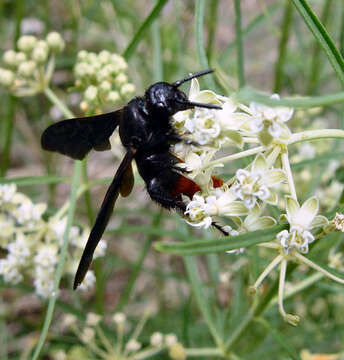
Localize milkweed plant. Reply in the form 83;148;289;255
1;26;344;360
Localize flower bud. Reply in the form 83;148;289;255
106;91;120;104
150;332;163;347
120;83;135;97
125;339;141;352
168;343;186;360
112;312;126;325
74;62;91;79
77;50;88;61
0;68;15;87
46;32;65;52
17;60;36;78
3;50;17;67
17;35;37;53
80;101;89;112
98;50;111;63
84;85;98;102
32;46;48;63
15;52;27;66
99;80;111;94
115;73;128;87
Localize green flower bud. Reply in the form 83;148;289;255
32;46;48;63
115;73;128;87
15;52;27;66
17;35;37;53
86;52;97;64
84;85;98;102
17;60;36;78
80;100;89;112
120;83;135;97
168;343;186;360
99;80;111;94
98;50;111;63
0;68;15;87
77;50;88;61
74;62;91;79
3;50;17;67
36;40;49;52
46;32;65;53
106;91;120;104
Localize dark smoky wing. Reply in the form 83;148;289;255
73;148;136;289
41;110;122;160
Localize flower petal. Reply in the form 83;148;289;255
285;196;300;219
222;201;249;216
262;169;285;186
310;215;328;229
252;153;267;173
247;216;277;231
297;196;319;227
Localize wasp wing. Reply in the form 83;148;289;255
119;161;134;197
73;148;136;289
41;110;122;160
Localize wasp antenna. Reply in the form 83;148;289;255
172;69;214;88
183;100;222;110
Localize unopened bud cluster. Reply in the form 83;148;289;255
73;50;135;113
0;32;65;96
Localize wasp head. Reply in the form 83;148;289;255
145;69;222;117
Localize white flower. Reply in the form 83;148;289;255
0;184;17;205
78;270;96;291
249;94;293;145
34;275;55;298
126;339;141;352
185;187;248;230
150;332;164;347
34;244;58;267
0;256;23;284
86;312;102;326
277;196;328;254
7;233;31;264
113;312;126;325
232;154;285;209
80;327;95;343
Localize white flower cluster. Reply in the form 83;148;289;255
173;79;287;234
0;32;65;96
57;311;183;359
0;184;105;298
73;50;135;114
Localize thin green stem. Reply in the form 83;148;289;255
116;211;163;311
195;0;215;89
273;1;293;93
44;87;74;118
185;347;223;357
291;0;344;88
307;0;333;94
281;147;297;200
122;0;168;61
205;145;264;169
206;0;219;64
152;19;163;82
234;0;245;88
31;161;82;360
289;129;344;144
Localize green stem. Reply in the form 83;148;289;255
234;0;245;88
206;0;219;64
291;0;344;88
273;1;293;93
116;211;163;311
44;87;74;118
184;255;224;350
307;0;333;94
185;347;223;357
195;0;215;89
289;129;344;144
31;161;82;360
152;18;163;82
122;0;168;61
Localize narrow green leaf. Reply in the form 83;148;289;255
154;224;287;255
122;0;168;61
235;87;344;108
257;318;301;360
0;175;70;186
291;0;344;87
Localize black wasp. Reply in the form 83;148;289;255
41;69;227;290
